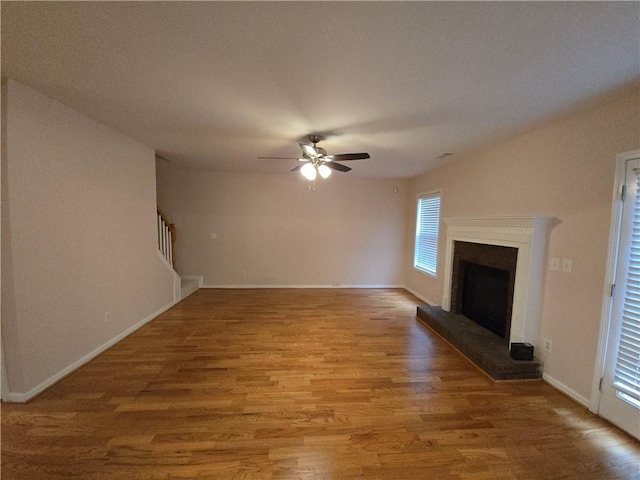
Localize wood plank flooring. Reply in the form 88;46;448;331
2;288;639;479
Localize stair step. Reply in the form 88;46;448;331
180;277;200;300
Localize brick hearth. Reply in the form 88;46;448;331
416;305;542;380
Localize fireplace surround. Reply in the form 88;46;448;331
441;216;555;349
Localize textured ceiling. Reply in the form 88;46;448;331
2;1;639;178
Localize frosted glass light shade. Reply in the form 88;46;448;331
318;164;332;179
301;162;316;180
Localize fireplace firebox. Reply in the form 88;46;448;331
460;261;510;338
451;241;518;343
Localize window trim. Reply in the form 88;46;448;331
413;189;442;277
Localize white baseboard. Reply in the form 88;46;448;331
201;284;405;289
542;373;590;408
403;286;438;306
3;299;178;403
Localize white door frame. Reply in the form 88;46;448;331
590;149;640;414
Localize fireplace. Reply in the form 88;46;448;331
416;217;554;379
441;217;554;348
450;242;518;341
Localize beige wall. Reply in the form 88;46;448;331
157;165;407;287
1;79;176;398
405;85;640;401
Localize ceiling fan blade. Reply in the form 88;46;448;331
291;163;306;172
299;143;317;158
327;153;370;161
325;162;351;173
258;156;299;160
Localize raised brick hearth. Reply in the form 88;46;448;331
417;305;542;380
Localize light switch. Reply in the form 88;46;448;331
210;233;217;240
561;258;573;273
550;258;560;271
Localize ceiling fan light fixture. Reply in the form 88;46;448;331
300;162;316;180
260;135;369;182
318;164;332;179
300;143;317;158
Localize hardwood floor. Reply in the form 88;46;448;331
2;289;639;479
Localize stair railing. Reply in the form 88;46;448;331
157;209;176;269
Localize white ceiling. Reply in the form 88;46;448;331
2;1;639;178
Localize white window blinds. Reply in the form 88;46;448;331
414;192;441;276
614;170;640;403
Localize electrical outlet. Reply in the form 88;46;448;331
210;232;217;240
543;338;552;354
333;281;339;286
104;312;111;324
561;258;573;273
371;270;375;277
550;258;560;271
241;269;247;277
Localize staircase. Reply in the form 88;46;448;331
157;209;200;301
157;209;176;268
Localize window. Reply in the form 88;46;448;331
414;191;441;276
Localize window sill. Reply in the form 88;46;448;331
414;265;437;278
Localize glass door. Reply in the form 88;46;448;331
599;153;640;440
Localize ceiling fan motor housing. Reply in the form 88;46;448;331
308;134;323;145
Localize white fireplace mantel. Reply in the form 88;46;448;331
441;216;555;347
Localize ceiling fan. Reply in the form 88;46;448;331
258;135;370;181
